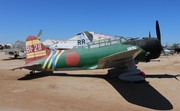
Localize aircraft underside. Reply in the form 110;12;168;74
107;60;146;82
28;59;146;82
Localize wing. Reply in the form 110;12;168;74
0;48;23;52
11;63;41;71
11;59;43;71
97;49;142;69
0;49;14;52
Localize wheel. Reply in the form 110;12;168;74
30;71;33;75
14;54;18;58
30;70;35;75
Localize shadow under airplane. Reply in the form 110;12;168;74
18;72;174;110
146;74;180;81
2;57;25;61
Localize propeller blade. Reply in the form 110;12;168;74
163;50;171;62
156;20;161;44
156;20;170;62
149;31;151;38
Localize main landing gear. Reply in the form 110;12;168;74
14;51;19;58
30;70;35;75
29;70;53;75
108;60;146;82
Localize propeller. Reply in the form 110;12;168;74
149;31;151;38
156;20;171;62
156;21;161;44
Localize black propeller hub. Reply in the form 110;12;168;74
123;20;164;62
123;37;162;61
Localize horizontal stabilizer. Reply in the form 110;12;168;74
11;63;41;71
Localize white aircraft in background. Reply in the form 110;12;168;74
48;31;94;50
163;48;175;56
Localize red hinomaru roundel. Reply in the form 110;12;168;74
65;52;80;66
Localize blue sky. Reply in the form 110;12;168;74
0;0;180;45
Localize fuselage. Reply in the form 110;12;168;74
40;39;142;71
12;41;25;52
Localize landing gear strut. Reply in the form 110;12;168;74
30;70;35;75
14;54;19;58
14;51;19;58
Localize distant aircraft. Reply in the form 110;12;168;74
163;48;174;56
164;44;180;54
11;31;162;82
0;30;42;58
48;31;93;50
0;43;4;50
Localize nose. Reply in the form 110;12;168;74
137;38;161;59
123;37;162;62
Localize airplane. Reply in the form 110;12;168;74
162;48;175;56
48;31;94;50
0;43;4;50
11;21;163;82
0;43;12;50
0;30;42;58
164;44;180;54
49;21;164;63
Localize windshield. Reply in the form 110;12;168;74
119;36;128;43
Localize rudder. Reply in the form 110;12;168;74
25;36;51;64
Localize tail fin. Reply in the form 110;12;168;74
149;31;151;38
84;31;93;42
37;30;42;40
76;31;93;46
25;36;51;64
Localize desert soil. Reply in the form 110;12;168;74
0;52;180;111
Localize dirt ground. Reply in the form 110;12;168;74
0;52;180;111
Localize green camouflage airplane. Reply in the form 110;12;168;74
11;31;162;82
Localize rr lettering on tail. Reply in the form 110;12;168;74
77;33;87;46
76;31;94;47
77;39;86;45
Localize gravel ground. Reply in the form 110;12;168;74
0;52;180;111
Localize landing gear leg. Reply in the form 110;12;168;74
14;54;18;58
30;70;35;75
14;51;19;58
